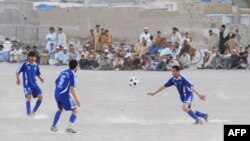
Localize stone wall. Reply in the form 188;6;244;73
0;1;249;48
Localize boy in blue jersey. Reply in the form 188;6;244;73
147;65;208;124
51;60;80;133
16;51;44;116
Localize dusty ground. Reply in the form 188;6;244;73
0;63;249;141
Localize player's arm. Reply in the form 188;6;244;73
70;87;80;107
37;75;44;83
16;73;21;85
147;86;166;96
191;86;206;101
36;65;44;83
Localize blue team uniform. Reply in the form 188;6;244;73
164;75;194;105
55;69;77;111
16;61;42;98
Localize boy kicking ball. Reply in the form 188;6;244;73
51;60;80;133
147;65;208;124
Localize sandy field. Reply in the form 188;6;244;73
0;62;249;141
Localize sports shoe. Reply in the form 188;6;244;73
51;126;58;132
204;114;209;122
66;128;76;133
194;119;203;124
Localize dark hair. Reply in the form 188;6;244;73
69;60;78;70
172;65;180;71
231;33;236;38
59;27;63;30
0;45;3;48
157;31;161;33
49;27;55;31
221;24;226;28
96;24;100;27
28;51;36;57
209;30;212;33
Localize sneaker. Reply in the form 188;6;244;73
194;119;203;124
66;128;76;133
204;114;209;122
51;126;58;132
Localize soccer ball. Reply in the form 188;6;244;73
128;77;139;87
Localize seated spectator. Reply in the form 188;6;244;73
210;50;224;69
197;50;213;69
40;49;49;65
159;43;173;57
147;41;159;56
155;31;165;47
68;45;78;61
122;57;134;70
55;48;68;66
87;54;98;70
166;56;180;70
180;40;191;56
228;49;239;69
141;54;152;71
79;55;88;70
98;55;113;70
23;46;31;59
236;52;248;69
247;52;250;69
135;38;147;56
222;49;231;69
77;49;83;61
0;45;9;62
9;45;16;63
133;54;141;69
113;54;124;70
149;57;159;71
156;56;167;71
172;41;182;59
180;52;191;68
87;48;96;60
82;46;89;57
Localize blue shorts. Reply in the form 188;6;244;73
180;94;193;105
23;85;42;98
55;95;77;111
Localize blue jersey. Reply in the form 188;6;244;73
55;69;76;98
16;61;41;87
164;75;194;98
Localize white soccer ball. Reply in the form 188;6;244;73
128;77;139;87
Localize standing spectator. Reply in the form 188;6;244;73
57;27;67;48
207;30;218;51
170;27;182;45
87;29;95;46
139;27;150;43
155;31;165;47
219;24;229;54
105;29;113;45
46;27;57;50
94;25;101;51
235;29;241;44
226;34;239;53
